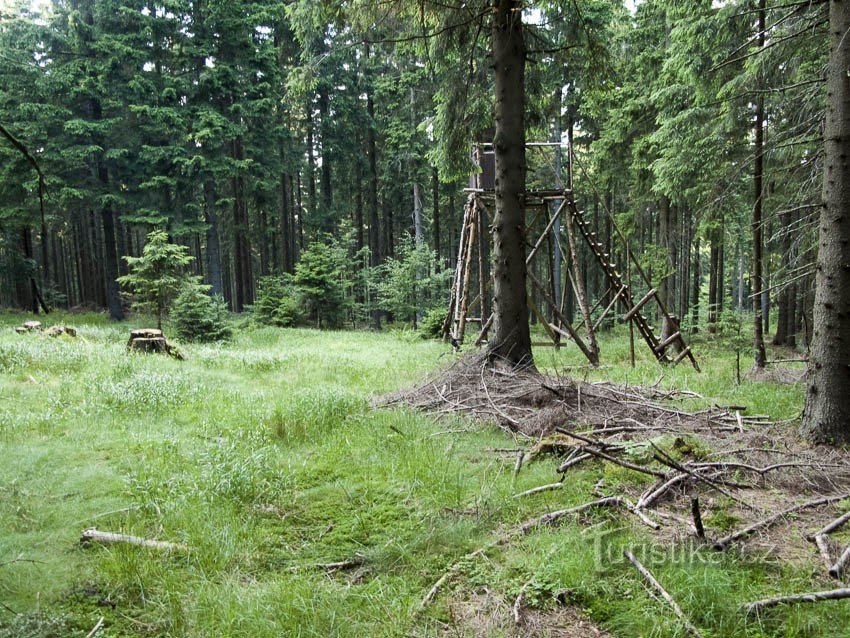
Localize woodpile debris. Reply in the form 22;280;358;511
15;321;77;337
127;328;184;359
384;353;850;617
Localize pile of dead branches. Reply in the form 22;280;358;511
384;354;850;620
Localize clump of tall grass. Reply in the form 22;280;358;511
266;389;364;443
93;371;205;412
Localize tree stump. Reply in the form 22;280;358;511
127;329;184;360
44;325;77;338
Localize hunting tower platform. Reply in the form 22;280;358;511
442;142;699;370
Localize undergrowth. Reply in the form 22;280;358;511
0;311;837;637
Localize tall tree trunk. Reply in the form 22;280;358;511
801;0;850;443
100;205;124;320
17;229;36;313
691;235;700;333
280;173;292;272
658;195;672;310
231;137;253;311
366;83;381;265
306;106;317;237
354;142;364;256
432;166;441;266
204;179;224;297
318;86;333;232
752;0;767;367
708;236;719;333
488;0;532;368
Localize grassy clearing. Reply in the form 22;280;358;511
0;312;842;637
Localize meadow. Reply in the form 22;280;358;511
2;312;846;638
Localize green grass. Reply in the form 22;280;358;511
0;311;841;637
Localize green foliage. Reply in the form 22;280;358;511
117;230;193;329
376;236;452;327
171;280;232;342
292;240;349;329
252;275;303;328
419;306;447;339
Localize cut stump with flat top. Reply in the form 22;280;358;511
127;329;184;360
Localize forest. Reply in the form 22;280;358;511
3;0;850;636
0;0;827;341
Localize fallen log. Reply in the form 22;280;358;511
80;528;187;551
743;588;850;615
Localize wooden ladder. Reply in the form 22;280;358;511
565;197;699;370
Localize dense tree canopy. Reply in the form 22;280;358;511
0;0;832;380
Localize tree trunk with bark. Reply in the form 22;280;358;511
801;0;850;444
488;0;533;368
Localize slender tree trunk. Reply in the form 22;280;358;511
432;166;441;266
100;163;124;320
306;106;317;237
801;0;850;443
204;179;223;297
318;86;333;232
280;173;292;272
658;195;672;310
355;142;364;256
488;0;532;368
259;208;270;277
100;205;124;320
752;0;767;366
366;66;381;326
691;235;700;333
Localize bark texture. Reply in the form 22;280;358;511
488;0;533;368
801;0;850;443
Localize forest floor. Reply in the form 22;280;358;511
0;311;847;637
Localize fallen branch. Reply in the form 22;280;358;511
713;492;850;551
813;534;834;571
583;445;666;478
624;550;703;638
85;616;105;638
637;473;689;509
829;544;850;579
517;497;622;534
513;450;525;476
80;528;187;551
809;510;850;539
743;588;850;615
513;482;564;498
691;497;705;540
557;452;592;473
421;496;623;609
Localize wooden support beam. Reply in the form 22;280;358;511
474;312;494;346
527;271;597;365
673;347;692;365
624;288;658;321
593;285;627;332
526;199;567;266
655;330;682;354
527;294;559;343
